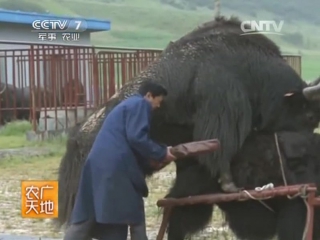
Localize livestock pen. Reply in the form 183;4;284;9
0;41;159;133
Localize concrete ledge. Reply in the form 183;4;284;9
37;107;94;132
0;147;51;159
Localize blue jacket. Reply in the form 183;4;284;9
70;94;167;225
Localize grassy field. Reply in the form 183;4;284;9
302;54;320;80
33;0;320;49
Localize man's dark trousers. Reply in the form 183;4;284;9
63;219;128;240
128;199;148;240
130;221;148;240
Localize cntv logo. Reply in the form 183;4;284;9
240;20;284;35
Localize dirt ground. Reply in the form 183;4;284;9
0;121;236;239
0;149;235;239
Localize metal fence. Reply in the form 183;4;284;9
0;41;301;132
0;42;161;131
282;54;301;76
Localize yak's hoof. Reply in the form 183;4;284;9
221;181;239;193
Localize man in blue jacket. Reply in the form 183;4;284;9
63;80;176;240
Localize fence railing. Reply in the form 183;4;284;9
0;42;162;131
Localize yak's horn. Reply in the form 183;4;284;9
303;80;320;101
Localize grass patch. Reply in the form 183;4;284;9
0;121;32;136
0;121;36;149
301;54;320;80
0;121;67;151
0;136;34;149
0;155;60;178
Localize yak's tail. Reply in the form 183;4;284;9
52;123;83;229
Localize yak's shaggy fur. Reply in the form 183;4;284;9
55;15;320;238
166;131;320;240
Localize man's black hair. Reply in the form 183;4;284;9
138;80;168;97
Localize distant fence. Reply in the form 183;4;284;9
0;41;301;132
283;54;301;76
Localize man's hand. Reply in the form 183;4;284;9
163;146;177;163
149;147;177;171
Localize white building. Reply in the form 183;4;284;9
0;9;111;133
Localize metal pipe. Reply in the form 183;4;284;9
157;184;317;207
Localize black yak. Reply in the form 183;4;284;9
166;131;320;240
61;78;86;106
0;83;15;124
54;16;320;235
0;83;31;124
0;83;59;125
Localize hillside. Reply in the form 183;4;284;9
0;0;319;79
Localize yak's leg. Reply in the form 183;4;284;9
167;204;213;240
313;210;320;239
166;158;218;240
219;166;239;193
218;201;276;240
276;199;306;240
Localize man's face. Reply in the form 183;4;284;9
144;92;164;109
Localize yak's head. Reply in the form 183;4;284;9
270;77;320;132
